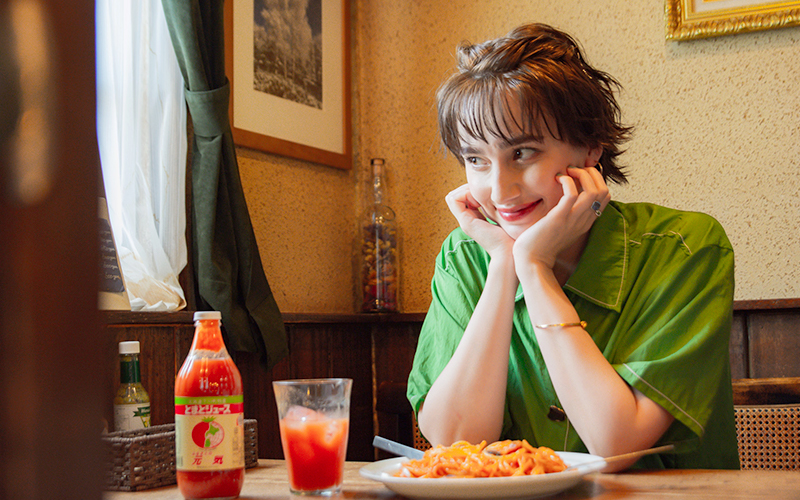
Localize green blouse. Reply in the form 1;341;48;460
407;201;740;469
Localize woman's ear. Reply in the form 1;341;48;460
584;146;603;168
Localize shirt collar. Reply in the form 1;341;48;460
563;201;627;312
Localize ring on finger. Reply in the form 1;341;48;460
591;200;602;217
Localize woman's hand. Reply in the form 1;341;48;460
422;183;521;446
446;184;515;259
513;166;610;269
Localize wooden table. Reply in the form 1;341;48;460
103;459;800;499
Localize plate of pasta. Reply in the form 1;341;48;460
359;440;605;500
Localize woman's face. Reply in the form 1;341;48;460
458;107;600;240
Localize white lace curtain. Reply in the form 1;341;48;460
95;0;187;311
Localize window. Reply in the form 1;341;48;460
95;0;187;311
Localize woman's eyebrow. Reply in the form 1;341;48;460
501;134;543;148
457;133;543;156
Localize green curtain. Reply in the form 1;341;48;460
161;0;288;369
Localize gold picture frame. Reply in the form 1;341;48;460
225;0;352;169
666;0;800;41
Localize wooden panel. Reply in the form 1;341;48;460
328;323;374;461
730;312;747;379
286;323;333;379
734;298;800;310
231;350;285;462
175;324;194;367
747;309;800;378
372;322;422;458
732;377;800;405
372;322;421;386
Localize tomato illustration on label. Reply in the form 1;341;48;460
191;417;225;449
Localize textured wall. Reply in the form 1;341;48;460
240;0;800;313
237;148;356;313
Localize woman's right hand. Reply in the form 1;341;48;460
445;184;515;259
422;184;520;446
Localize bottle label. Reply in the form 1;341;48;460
113;403;151;431
175;395;244;471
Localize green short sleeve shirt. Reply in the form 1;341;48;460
407;201;740;469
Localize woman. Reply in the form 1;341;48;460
407;23;739;470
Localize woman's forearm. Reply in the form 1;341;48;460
418;255;518;446
518;262;673;465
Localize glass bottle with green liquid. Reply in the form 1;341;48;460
113;341;151;431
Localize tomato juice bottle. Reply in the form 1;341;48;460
175;311;245;499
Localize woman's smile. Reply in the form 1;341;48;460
496;200;541;222
458;99;602;241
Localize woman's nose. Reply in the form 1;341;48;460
490;164;521;205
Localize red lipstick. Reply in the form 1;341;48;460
496;200;540;222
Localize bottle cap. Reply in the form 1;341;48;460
119;341;140;355
193;311;222;321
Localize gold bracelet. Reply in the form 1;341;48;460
534;321;587;329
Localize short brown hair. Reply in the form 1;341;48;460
437;23;632;184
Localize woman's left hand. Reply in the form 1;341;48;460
446;184;516;260
513;165;610;269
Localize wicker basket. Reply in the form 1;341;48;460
735;405;800;471
104;419;259;491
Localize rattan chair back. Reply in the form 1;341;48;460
734;405;800;471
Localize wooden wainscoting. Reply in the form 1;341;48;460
730;299;800;379
103;311;195;431
102;299;799;461
102;311;424;461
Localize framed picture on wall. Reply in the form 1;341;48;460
666;0;800;41
225;0;351;170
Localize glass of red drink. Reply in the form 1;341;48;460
273;378;352;496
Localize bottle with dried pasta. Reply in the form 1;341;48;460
360;158;398;312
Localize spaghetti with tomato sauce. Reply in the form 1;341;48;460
395;440;567;478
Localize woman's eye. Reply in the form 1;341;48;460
464;156;489;168
514;148;536;161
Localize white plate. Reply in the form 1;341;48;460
359;452;605;500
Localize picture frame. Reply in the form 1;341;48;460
225;0;351;169
666;0;800;41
